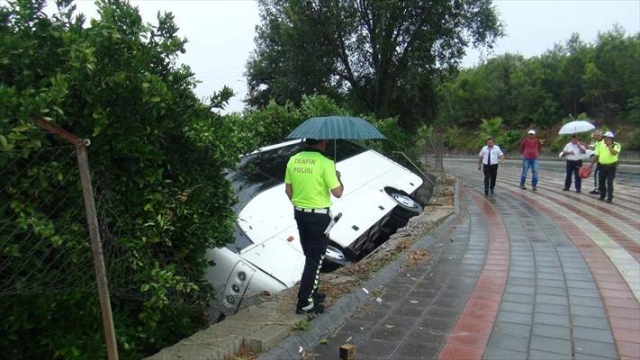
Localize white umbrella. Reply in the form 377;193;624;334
558;120;595;135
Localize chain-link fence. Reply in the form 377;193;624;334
1;118;119;358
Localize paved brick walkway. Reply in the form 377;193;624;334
280;159;640;360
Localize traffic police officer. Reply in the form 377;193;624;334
587;130;604;194
590;131;621;203
285;138;343;314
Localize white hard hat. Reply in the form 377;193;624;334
528;129;536;135
604;131;614;138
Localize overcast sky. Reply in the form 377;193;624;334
40;0;640;112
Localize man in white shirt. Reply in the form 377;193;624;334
561;134;587;192
478;137;504;196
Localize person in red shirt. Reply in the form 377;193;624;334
519;129;543;190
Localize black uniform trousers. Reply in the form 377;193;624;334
598;163;617;201
564;159;582;191
294;210;331;307
483;163;499;193
593;163;601;190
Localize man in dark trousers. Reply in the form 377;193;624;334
477;137;504;196
561;135;587;192
285;139;344;315
590;131;621;203
587;130;604;194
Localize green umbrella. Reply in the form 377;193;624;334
286;116;386;140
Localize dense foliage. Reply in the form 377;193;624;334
0;3;412;356
246;0;503;131
0;1;243;358
437;27;640;150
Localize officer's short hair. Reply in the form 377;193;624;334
305;138;322;146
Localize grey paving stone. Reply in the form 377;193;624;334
573;326;615;343
536;261;562;269
423;305;461;320
534;313;570;327
509;258;536;273
497;311;533;325
537;278;566;288
430;295;468;309
353;338;398;359
511;255;534;262
381;315;419;329
508;277;536;286
564;272;594;281
530;335;572;356
536;265;561;272
510;266;535;274
492;321;532;338
500;301;534;314
529;350;572;360
487;330;531;352
390;304;428;318
370;324;411;342
571;315;611;330
407;288;440;301
532;323;571;340
392;276;421;287
564;266;587;274
537;272;564;281
574;353;617;360
567;279;599;290
536;294;569;306
535;303;569;316
336;318;374;334
393;339;442;360
502;292;535;304
482;347;527;360
574;339;619;359
418;316;455;336
569;295;605;307
506;285;536;295
536;286;567;296
509;270;536;279
382;287;414;302
439;288;474;301
365;305;397;320
406;326;447;345
568;287;601;298
571;305;606;318
563;263;590;271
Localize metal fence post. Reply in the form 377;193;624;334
34;117;119;360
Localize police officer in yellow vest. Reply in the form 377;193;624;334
285;139;344;315
590;131;621;203
587;130;604;195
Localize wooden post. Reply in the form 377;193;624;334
339;344;355;360
34;117;119;360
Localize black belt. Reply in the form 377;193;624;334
294;206;329;214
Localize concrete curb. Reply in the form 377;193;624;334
258;179;461;360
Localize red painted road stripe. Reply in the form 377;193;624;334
438;190;510;360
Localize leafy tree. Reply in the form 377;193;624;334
435;27;639;149
246;0;503;131
1;1;240;358
476;117;503;147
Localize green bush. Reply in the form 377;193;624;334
1;1;239;358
